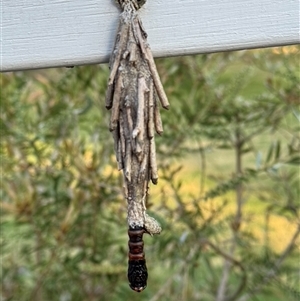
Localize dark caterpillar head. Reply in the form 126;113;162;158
128;260;148;292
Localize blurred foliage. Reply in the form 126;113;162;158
1;46;299;301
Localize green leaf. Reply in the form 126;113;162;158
285;156;300;165
265;142;274;164
275;140;281;160
241;147;253;154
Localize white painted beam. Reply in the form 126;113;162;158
1;0;299;72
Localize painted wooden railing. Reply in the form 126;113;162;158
1;0;299;72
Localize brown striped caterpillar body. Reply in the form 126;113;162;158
127;227;148;292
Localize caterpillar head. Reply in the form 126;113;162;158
128;260;148;292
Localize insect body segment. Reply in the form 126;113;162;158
128;227;148;292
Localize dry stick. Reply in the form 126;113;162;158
106;23;129;109
123;19;136;62
119;114;126;157
132;76;149;161
132;16;147;56
139;149;148;179
125;98;136;151
145;47;169;110
112;128;123;170
148;80;155;138
154;95;164;135
122;173;129;198
129;42;137;62
128;40;137;62
105;84;114;110
125;139;132;182
133;16;169;110
112;126;119;155
109;74;123;131
150;138;158;184
139;149;149;197
132;76;148;138
117;139;123;170
108;22;129;86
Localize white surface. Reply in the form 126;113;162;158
1;0;299;72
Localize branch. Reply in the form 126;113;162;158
237;223;300;301
216;127;244;301
204;240;247;301
149;246;198;301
